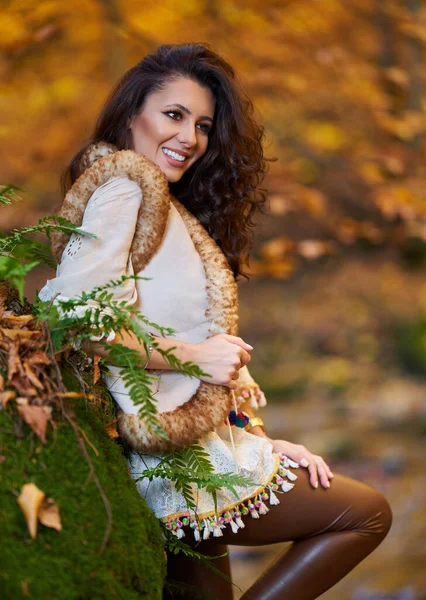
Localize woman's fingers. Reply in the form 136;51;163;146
237;348;252;367
306;460;319;489
298;452;332;489
223;334;254;352
314;456;331;489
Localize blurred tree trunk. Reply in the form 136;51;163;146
375;0;404;113
405;0;424;150
98;0;127;81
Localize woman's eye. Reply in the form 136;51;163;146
197;123;211;134
164;110;182;120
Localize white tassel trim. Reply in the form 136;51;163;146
268;488;280;505
212;525;223;537
282;481;295;493
230;519;239;533
258;501;269;515
163;455;299;539
203;519;211;540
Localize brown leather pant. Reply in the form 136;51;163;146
165;469;392;599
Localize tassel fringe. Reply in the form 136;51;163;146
163;453;297;541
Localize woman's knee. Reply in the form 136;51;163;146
358;486;393;539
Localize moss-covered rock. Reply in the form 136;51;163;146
0;368;166;600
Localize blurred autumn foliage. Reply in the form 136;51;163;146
1;0;425;282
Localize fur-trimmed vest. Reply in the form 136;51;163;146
50;142;239;452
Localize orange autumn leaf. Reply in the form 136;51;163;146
27;350;51;366
93;355;101;385
1;329;41;340
2;314;35;328
38;498;62;532
17;483;46;539
23;359;44;391
7;338;21;380
104;419;119;439
0;389;16;408
56;391;92;399
17;404;52;443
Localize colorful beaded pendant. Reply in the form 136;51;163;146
227;410;250;428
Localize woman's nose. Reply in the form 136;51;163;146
177;121;197;147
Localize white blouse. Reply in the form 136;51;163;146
39;176;298;540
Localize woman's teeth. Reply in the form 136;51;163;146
162;148;187;162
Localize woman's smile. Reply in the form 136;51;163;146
161;147;189;167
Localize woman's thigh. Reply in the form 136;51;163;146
206;469;392;547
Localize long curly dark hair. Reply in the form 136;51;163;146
62;42;270;279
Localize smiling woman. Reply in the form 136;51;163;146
128;78;215;182
42;43;392;600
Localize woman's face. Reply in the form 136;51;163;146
129;77;215;182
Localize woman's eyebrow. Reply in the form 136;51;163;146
164;103;213;123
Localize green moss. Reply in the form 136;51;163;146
0;367;166;600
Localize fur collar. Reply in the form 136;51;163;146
51;142;239;452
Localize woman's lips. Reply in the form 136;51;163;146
161;148;188;168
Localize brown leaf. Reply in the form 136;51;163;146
93;355;101;385
38;497;62;532
56;391;91;399
17;404;52;443
0;389;16;408
17;483;46;539
0;372;4;391
1;329;41;340
7;338;21;381
23;360;44;391
28;350;51;366
104;419;119;439
2;315;35;328
10;375;38;397
20;581;29;596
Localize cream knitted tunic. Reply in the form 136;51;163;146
39;175;298;540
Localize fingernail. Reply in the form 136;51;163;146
246;344;254;350
300;458;309;468
329;472;334;478
326;481;330;488
314;481;318;489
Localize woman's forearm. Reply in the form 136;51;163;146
84;328;196;370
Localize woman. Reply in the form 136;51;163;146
39;43;392;599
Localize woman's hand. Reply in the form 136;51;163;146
268;438;334;490
191;333;253;389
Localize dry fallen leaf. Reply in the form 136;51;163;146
17;483;46;539
39;497;62;532
0;372;4;391
93;355;101;385
23;360;44;391
20;581;29;596
3;315;35;328
56;391;93;399
27;350;51;366
7;338;21;381
17;404;52;443
0;389;16;408
2;329;41;340
104;419;119;439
